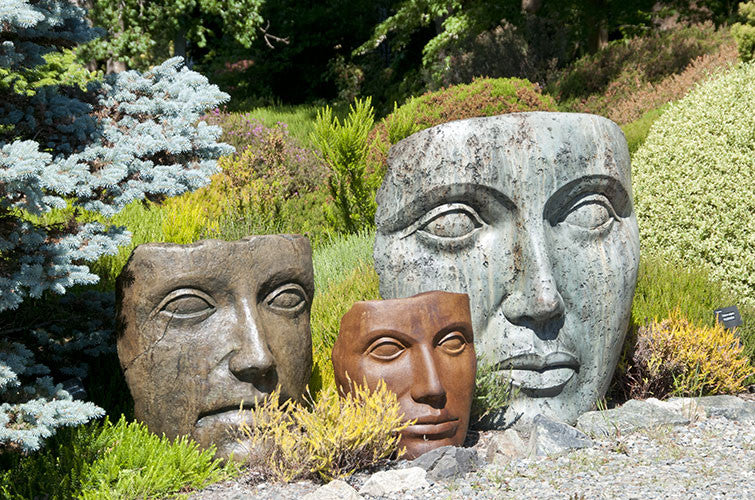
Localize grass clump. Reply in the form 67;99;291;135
623;310;754;400
239;382;409;482
0;416;235;499
471;358;517;425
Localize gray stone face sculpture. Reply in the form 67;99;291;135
116;235;314;461
374;112;640;427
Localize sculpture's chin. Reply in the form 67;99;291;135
192;409;255;462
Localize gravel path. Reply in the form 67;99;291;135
189;413;754;500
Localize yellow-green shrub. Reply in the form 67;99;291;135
625;309;754;400
309;260;380;393
239;382;409;482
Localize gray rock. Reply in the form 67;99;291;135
675;395;755;421
484;428;528;463
302;480;363;500
577;398;690;437
410;445;480;480
527;414;594;457
358;467;429;497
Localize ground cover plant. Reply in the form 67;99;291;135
633;61;755;309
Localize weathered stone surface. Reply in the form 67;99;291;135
482;428;528;463
374;113;640;430
673;395;755;421
577;399;690;437
358;467;429;496
527;414;594;457
302;480;363;500
332;292;476;459
116;235;314;462
410;445;480;480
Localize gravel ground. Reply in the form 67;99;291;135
189;414;754;500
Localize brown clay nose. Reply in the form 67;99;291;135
409;346;447;408
228;299;275;384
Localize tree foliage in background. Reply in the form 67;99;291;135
0;0;232;452
732;1;755;61
80;0;264;71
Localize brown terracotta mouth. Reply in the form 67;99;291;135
404;419;459;439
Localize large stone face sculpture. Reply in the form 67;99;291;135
332;291;477;459
116;235;314;461
374;113;640;428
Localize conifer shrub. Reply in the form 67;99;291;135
239;382;409;482
623;310;754;400
1;1;231;452
632;62;755;308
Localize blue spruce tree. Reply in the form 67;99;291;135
0;0;232;452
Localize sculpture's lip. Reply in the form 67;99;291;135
496;351;579;394
195;403;256;426
404;419;459;439
496;351;580;371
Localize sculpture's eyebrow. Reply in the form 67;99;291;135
376;183;515;234
543;174;632;224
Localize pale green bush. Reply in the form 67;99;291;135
632;62;755;307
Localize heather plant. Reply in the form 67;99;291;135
239;382;409;482
552;24;735;123
367;77;557;169
0;0;231;452
623;310;754;400
632;62;755;308
732;1;755;62
573;42;738;124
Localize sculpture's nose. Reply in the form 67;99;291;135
501;224;565;329
409;346;447;408
229;298;275;383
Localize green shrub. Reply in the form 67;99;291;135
632;62;755;309
0;417;235;499
471;357;517;425
239;383;408;482
732;2;755;62
311;98;379;234
624;310;754;400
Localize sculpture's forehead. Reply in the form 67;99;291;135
118;235;313;306
378;113;629;218
341;292;471;343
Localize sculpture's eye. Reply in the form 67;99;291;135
367;338;406;361
437;332;467;355
410;203;483;244
558;194;616;232
157;289;216;320
265;283;307;313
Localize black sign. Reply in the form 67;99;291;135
714;306;743;331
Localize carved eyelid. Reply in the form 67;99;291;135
365;336;407;360
264;283;308;312
556;193;618;225
398;202;484;239
151;288;216;320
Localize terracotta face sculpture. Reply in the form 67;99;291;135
374;113;640;428
116;235;314;461
332;291;476;459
